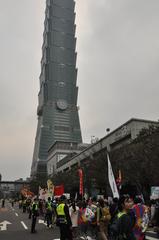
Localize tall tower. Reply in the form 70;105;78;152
31;0;82;178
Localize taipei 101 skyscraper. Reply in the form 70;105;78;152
31;0;82;178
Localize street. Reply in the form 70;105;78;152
0;201;158;240
0;201;60;240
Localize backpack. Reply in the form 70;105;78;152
100;207;111;222
80;208;88;223
91;208;97;225
85;207;95;222
109;212;127;240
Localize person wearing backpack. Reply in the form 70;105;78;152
97;198;111;240
109;194;136;240
79;201;89;239
132;197;149;240
88;197;98;239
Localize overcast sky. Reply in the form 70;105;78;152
0;0;159;181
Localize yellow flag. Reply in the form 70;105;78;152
47;179;54;197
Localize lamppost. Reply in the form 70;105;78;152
106;128;110;134
91;135;95;144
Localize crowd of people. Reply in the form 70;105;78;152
14;194;159;240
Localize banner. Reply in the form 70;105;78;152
151;186;159;199
54;185;64;196
21;187;34;198
78;168;83;196
39;186;48;200
47;179;54;198
107;153;119;198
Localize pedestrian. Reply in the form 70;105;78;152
149;199;156;227
31;198;39;233
11;199;14;207
97;198;111;240
79;201;89;239
2;199;5;208
19;199;22;209
109;194;136;240
153;199;159;234
109;198;119;222
132;196;149;240
56;195;72;240
22;199;27;213
45;197;53;228
69;201;79;239
39;199;44;216
88;197;98;239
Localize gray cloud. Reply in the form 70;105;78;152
76;0;159;139
0;0;45;180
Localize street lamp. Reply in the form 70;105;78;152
91;136;95;144
106;128;110;134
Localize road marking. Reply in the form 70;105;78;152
21;221;28;230
39;219;47;225
0;221;12;231
146;236;157;240
15;213;18;216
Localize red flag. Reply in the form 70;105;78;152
54;185;64;196
116;170;122;189
78;168;83;196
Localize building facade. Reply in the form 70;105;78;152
31;0;82;178
47;141;89;176
0;181;30;199
47;118;159;176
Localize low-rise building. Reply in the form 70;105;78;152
0;180;29;198
47;118;159;176
47;141;89;177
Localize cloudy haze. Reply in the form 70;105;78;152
0;0;159;180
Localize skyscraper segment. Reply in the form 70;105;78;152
31;0;82;178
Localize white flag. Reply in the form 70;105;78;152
107;153;119;198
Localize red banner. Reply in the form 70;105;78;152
54;185;64;196
116;170;122;189
78;169;83;196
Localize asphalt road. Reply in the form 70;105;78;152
0;201;60;240
0;201;158;240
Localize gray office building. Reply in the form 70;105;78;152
31;0;82;178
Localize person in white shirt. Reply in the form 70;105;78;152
69;201;79;239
